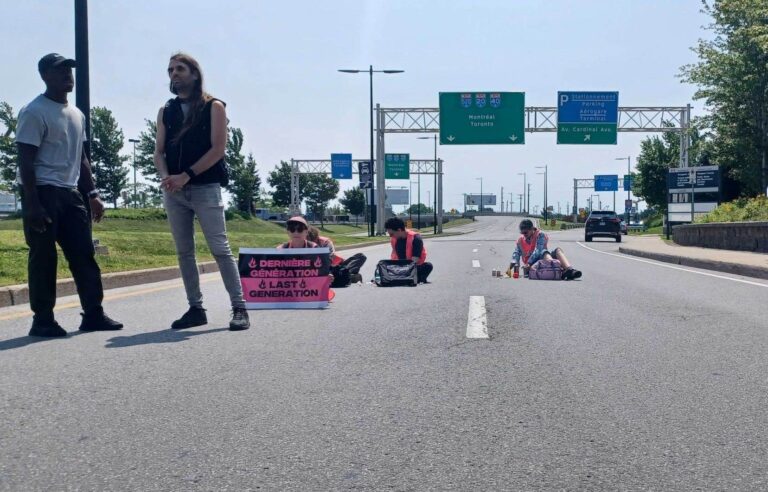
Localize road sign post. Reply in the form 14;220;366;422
557;91;618;144
439;92;525;145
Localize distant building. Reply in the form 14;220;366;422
0;192;19;213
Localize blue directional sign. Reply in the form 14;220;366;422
331;153;352;179
558;91;619;144
594;175;619;192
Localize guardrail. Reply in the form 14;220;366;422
559;222;585;230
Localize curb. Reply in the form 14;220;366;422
618;247;768;280
0;238;403;309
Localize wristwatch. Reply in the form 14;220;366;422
184;168;197;180
87;189;99;199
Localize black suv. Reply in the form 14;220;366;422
585;211;622;242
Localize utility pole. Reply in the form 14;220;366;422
518;194;523;213
527;183;532;216
500;186;504;213
128;138;139;208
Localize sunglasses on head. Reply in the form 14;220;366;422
287;223;306;232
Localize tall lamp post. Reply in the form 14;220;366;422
417;134;438;234
517;172;527;214
616;156;631;225
128;138;139;208
476;177;483;213
338;66;404;236
535;165;547;223
409;180;418;224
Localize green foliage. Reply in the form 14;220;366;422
406;203;433;215
90;107;129;207
696;195;768;222
267;160;294;208
680;0;768;194
339;186;365;225
303;174;340;226
132;118;159;189
0;102;18;192
635;127;706;212
228;151;261;215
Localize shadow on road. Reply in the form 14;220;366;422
105;327;230;348
0;331;85;352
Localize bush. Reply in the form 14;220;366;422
696;195;768;223
106;208;168;220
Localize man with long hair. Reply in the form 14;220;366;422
15;53;123;337
154;53;249;331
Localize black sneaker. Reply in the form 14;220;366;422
229;307;250;331
29;319;67;338
350;273;363;284
79;312;124;331
171;306;207;330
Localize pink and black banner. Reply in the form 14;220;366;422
238;248;332;309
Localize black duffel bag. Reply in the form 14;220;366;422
375;259;418;287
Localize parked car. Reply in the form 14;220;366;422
619;218;628;235
585;211;622;242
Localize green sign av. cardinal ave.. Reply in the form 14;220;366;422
439;92;525;145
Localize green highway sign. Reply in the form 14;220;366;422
439;92;525;145
384;153;410;179
557;123;617;144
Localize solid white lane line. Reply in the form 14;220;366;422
472;259;481;268
466;296;489;339
577;241;768;289
472;248;478;253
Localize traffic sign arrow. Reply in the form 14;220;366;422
509;135;518;142
584;135;591;142
447;135;455;142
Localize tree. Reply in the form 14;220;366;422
339;186;365;225
635;126;706;211
267;160;294;208
680;0;768;195
0;102;18;193
303;174;339;227
90;107;129;208
229;152;261;215
406;203;433;215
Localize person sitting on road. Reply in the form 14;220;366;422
508;219;582;280
384;217;433;283
277;216;318;249
307;226;366;286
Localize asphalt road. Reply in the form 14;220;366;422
1;216;767;491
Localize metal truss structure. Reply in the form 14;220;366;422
290;158;443;233
376;105;691;233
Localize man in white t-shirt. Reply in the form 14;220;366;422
15;53;123;337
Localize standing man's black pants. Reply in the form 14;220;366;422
22;186;104;323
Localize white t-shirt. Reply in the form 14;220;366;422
15;94;87;188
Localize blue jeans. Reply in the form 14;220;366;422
163;184;245;309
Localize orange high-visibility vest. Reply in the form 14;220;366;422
390;229;427;265
517;229;546;264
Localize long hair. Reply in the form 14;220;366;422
169;52;213;145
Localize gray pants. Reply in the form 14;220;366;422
163;184;245;309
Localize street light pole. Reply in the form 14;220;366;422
476;177;483;213
616;156;631;225
338;66;404;236
128;138;139;208
535;165;547;222
517;172;527;214
418;134;438;233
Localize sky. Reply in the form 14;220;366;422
2;0;711;214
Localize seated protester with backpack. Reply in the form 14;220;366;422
508;219;582;280
307;226;366;286
384;217;433;283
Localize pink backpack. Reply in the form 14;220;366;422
528;259;563;280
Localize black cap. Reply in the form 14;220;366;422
38;53;76;73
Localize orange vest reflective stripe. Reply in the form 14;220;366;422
517;229;546;264
390;229;427;265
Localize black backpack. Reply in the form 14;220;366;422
375;260;418;287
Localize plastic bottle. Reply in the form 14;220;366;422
374;268;381;285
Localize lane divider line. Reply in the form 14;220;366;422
472;260;481;268
576;241;768;289
472;248;478;253
466;296;489;339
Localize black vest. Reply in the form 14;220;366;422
163;97;228;186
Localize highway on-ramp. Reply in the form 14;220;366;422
2;216;767;490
